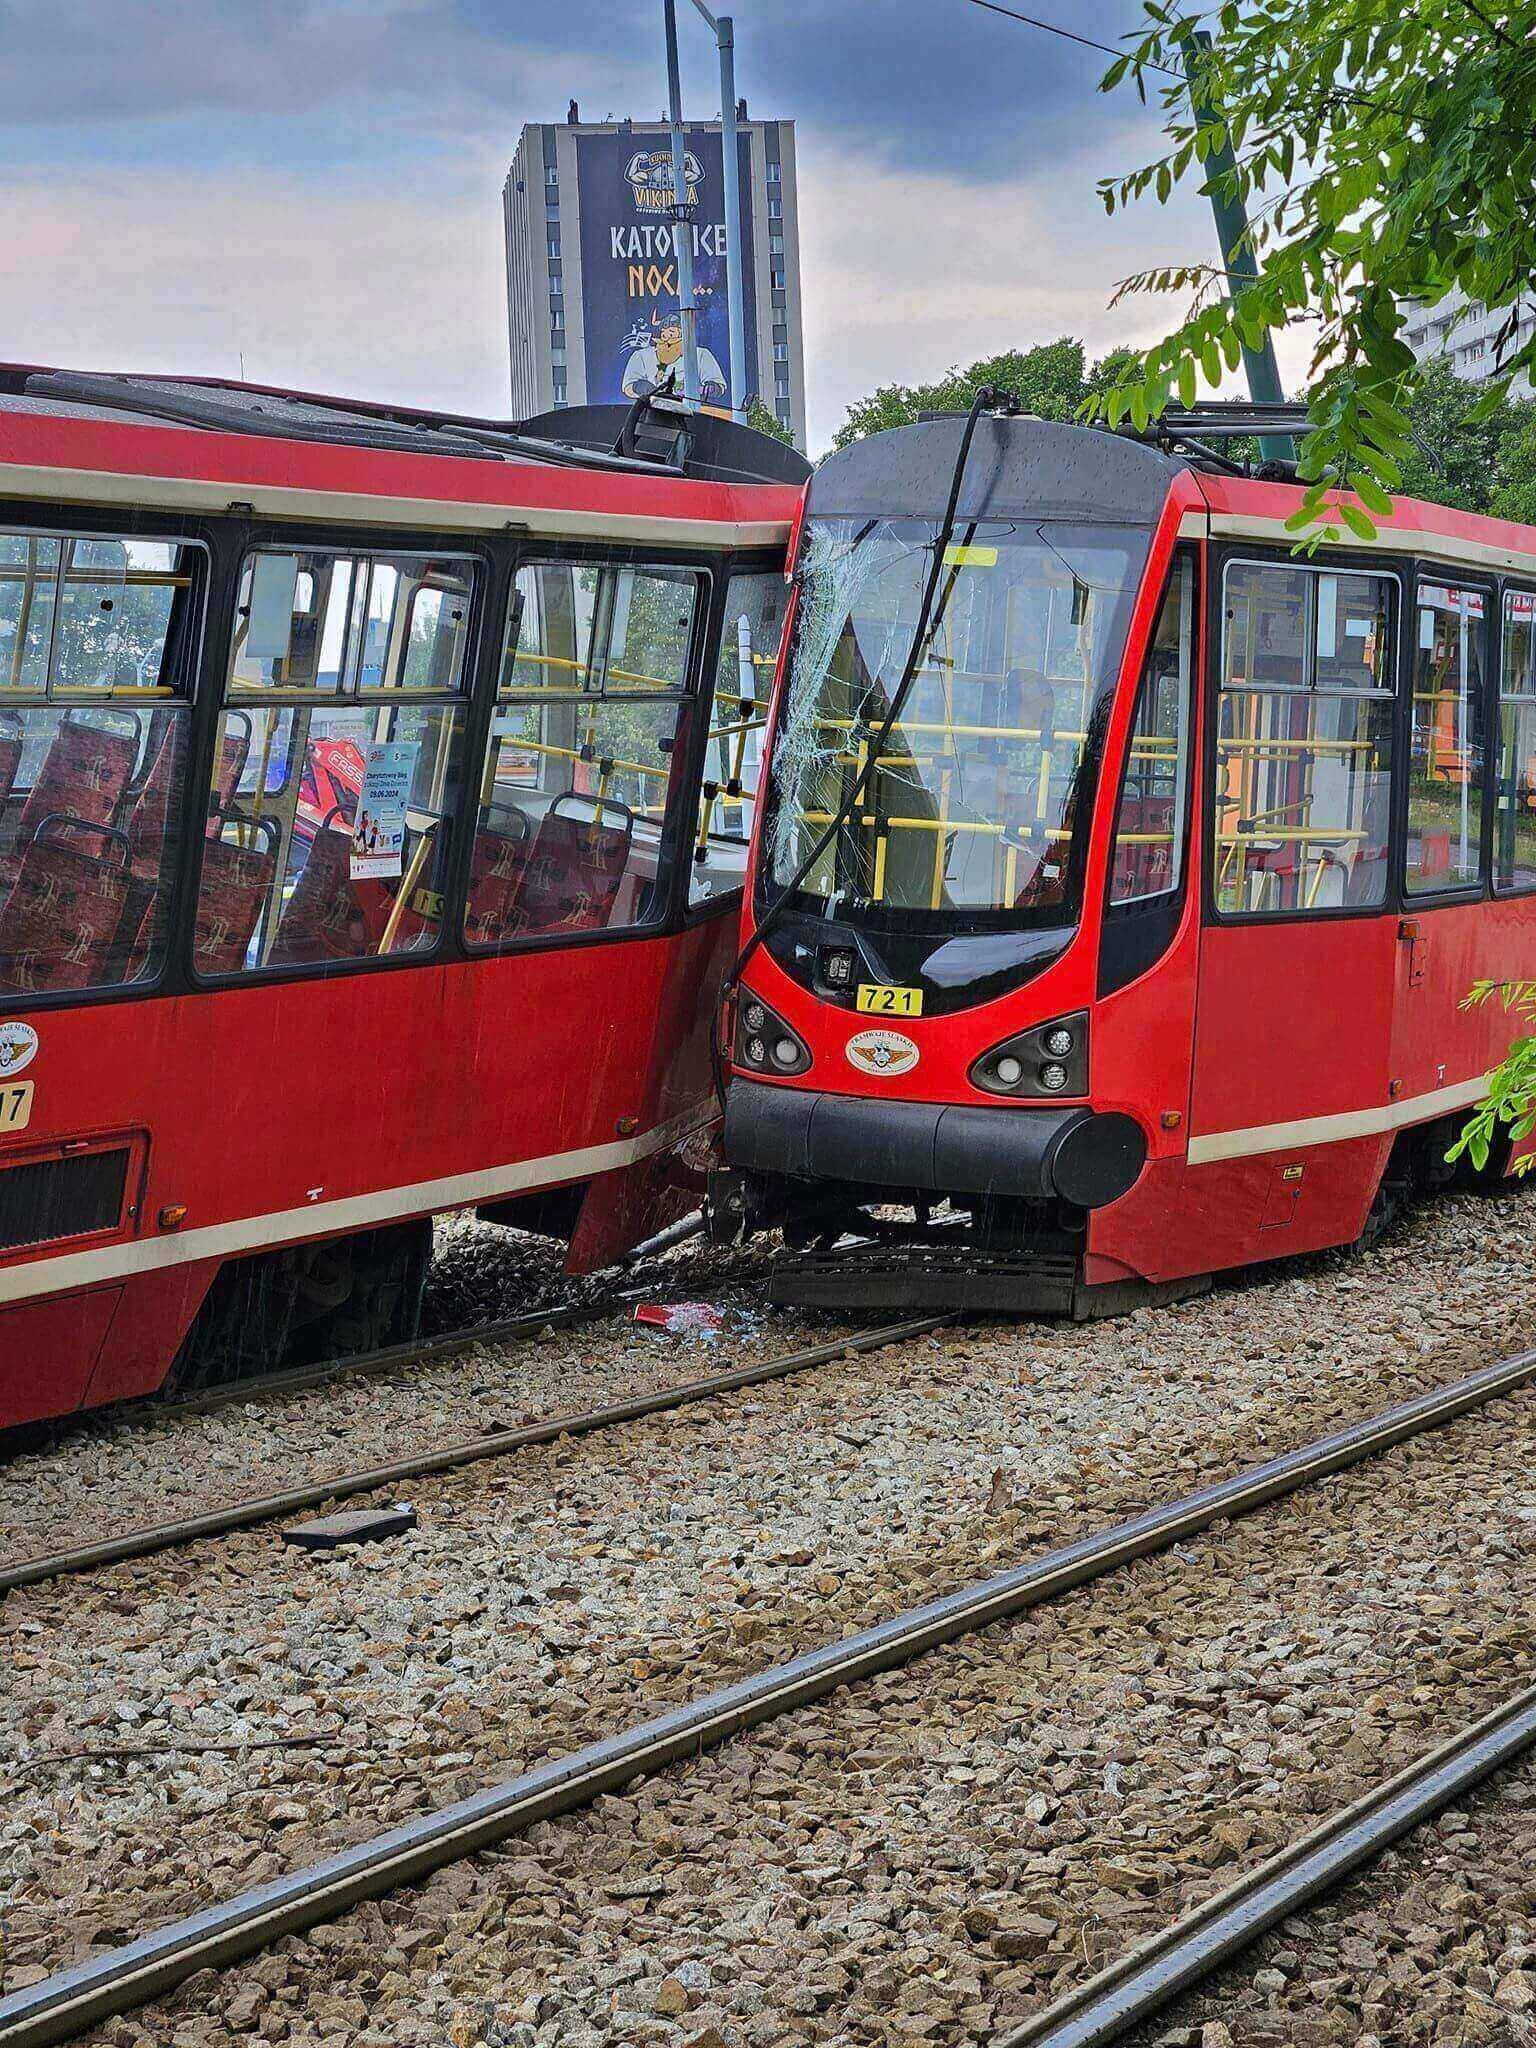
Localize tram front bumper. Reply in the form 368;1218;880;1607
724;1080;1146;1210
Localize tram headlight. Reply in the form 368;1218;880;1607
734;995;811;1078
969;1011;1088;1100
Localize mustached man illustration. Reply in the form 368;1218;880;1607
621;309;727;404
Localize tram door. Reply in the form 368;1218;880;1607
1189;558;1401;1247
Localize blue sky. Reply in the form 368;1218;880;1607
0;0;1304;449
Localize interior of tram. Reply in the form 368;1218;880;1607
0;527;786;999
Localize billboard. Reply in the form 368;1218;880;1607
576;130;758;410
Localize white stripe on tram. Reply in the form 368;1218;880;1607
0;459;793;549
0;1109;707;1308
1186;1075;1490;1166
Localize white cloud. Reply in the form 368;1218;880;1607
0;166;511;415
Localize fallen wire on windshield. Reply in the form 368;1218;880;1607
768;521;921;890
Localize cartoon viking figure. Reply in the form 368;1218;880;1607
621;312;727;404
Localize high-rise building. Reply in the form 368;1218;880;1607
1399;287;1534;397
504;112;807;448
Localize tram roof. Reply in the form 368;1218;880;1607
807;413;1185;527
0;364;807;548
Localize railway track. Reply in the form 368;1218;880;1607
24;1210;718;1444
0;1315;952;1594
6;1338;1536;2048
998;1684;1536;2047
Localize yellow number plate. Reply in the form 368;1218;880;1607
855;983;923;1018
0;1080;33;1134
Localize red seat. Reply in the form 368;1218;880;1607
516;794;632;935
194;835;276;976
271;820;366;964
464;810;532;947
15;713;139;849
0;816;132;994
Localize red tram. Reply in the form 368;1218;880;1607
718;402;1536;1312
0;368;804;1427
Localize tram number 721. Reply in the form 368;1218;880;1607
855;984;924;1017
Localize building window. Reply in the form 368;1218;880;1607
545;165;559;188
1214;561;1396;916
773;341;789;363
769;230;784;253
549;260;562;282
770;265;785;289
768;194;782;219
550;293;564;317
771;288;786;311
547;229;561;258
766;162;781;185
775;400;791;426
774;374;790;398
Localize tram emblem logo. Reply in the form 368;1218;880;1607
0;1021;38;1078
625;148;702;214
845;1028;919;1078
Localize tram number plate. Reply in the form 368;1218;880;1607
856;983;923;1018
0;1080;32;1134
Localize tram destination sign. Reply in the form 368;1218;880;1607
575;129;758;411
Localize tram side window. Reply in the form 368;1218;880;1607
689;571;789;907
195;548;474;979
463;560;701;949
0;532;202;999
1496;590;1536;892
1405;580;1488;896
1214;563;1395;917
1108;558;1194;906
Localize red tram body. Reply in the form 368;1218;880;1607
0;370;804;1427
721;411;1536;1311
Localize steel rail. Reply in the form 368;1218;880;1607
0;1318;953;1595
995;1682;1536;2047
4;1342;1535;2046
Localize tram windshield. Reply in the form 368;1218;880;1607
764;516;1145;927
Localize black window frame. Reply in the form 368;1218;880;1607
0;504;214;1016
187;528;492;993
1098;546;1201;994
0;510;784;1012
1493;579;1536;899
683;556;792;922
458;539;717;961
1202;543;1408;929
1399;564;1496;906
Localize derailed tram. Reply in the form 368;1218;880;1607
0;369;805;1428
717;401;1536;1313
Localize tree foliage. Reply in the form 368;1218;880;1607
1447;982;1536;1174
830;338;1140;451
743;396;796;448
1095;0;1536;540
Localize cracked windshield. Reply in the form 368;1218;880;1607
767;516;1143;923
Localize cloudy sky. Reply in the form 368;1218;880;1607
0;0;1309;451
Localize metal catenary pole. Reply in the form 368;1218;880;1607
662;0;702;404
1181;27;1293;465
689;1;748;420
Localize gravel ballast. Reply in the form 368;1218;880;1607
54;1346;1536;2048
3;1187;1535;2038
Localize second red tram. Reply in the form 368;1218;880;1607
0;369;805;1427
719;404;1536;1311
